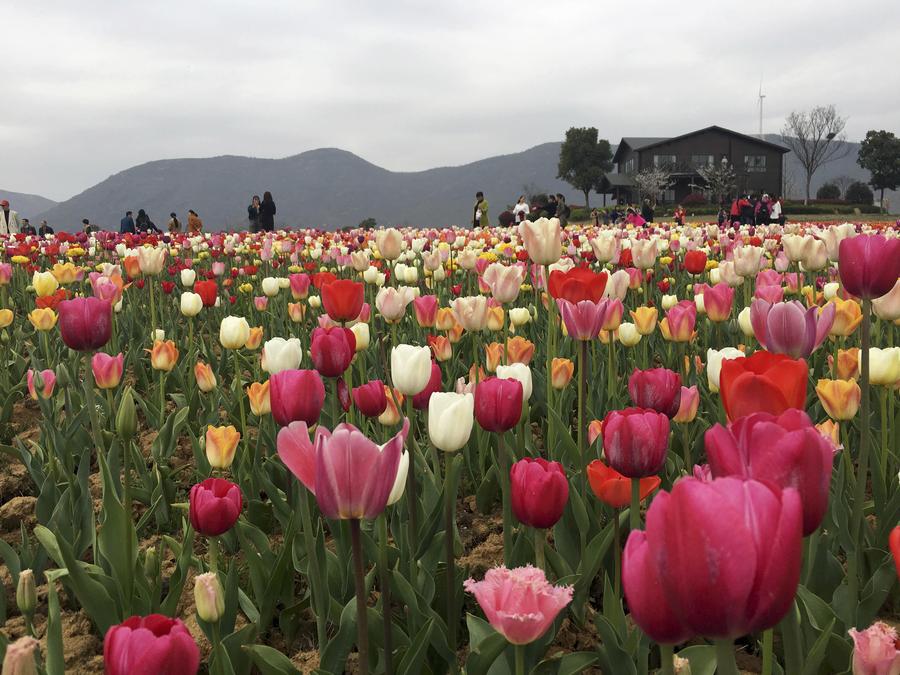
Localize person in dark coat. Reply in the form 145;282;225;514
39;220;54;236
259;191;276;232
120;211;136;234
135;209;160;233
641;199;654;223
248;195;261;233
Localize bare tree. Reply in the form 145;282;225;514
633;167;673;206
781;105;850;204
832;174;855;199
698;161;737;204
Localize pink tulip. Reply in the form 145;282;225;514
623;476;803;641
104;614;199;675
464;565;573;644
27;369;56;400
627;368;682;418
783;273;801;294
413;295;439;327
673;385;699;423
253;296;268;311
755;284;785;303
212;262;226;276
557;298;608;340
755;269;783;288
849;621;900;675
289;272;312;299
0;263;11;285
482;263;525;304
665;300;697;341
276;419;408;519
702;283;734;322
92;352;124;389
750;299;835;359
602;407;670;478
705;409;835;536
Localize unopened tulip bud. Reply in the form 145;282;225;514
116;388;138;441
16;570;36;618
2;636;39;675
55;363;70;388
661;294;678;310
143;545;159;579
194;572;225;623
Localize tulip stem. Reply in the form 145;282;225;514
714;639;738;675
681;424;692;470
544;265;554;460
880;388;889;478
613;508;621;596
299;487;328;650
607;335;615;407
349;519;370;675
629;478;640;531
761;628;774;675
578;339;587;501
149;278;156;333
444;458;458;668
159;371;166;423
847;298;871;622
499;431;513;564
376;515;394;675
659;644;674;675
533;527;546;571
405;399;419;586
83;352;103;452
514;644;525;675
233;352;249;471
208;536;218;573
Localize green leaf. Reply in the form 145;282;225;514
801;617;835;675
319;598;358;675
465;632;510;675
676;645;717;675
244;645;300;674
594;615;637;675
529;651;598;675
45;582;65;675
97;452;136;616
396;617;435;675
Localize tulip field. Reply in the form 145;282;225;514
1;218;900;675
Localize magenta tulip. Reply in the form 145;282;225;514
750;299;835;359
57;296;112;351
702;282;735;322
189;478;242;536
104;614;199;675
352;379;388;418
310;326;355;377
705;409;835;535
270;369;326;427
474;376;523;433
838;234;900;300
510;458;569;529
412;361;442;410
556;298;609;340
627;368;682;418
276;419;409;519
601;407;670;478
623;476;803;641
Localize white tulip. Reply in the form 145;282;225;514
350;322;370;351
219;316;251;350
738;307;754;337
261;337;303;374
261;277;280;297
496;363;533;401
617;322;642;347
428;392;475;452
706;347;745;393
180;292;203;317
391;345;433;396
180;269;196;286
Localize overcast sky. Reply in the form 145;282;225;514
3;0;899;201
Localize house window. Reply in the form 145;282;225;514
653;154;677;168
744;155;767;172
691;154;714;169
625;158;635;174
657;189;676;203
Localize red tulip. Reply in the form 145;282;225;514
474;376;523;433
510;458;568;528
412;361;442;410
890;526;900;582
719;350;808;422
321;279;364;322
312;271;337;289
586;460;661;509
623;477;802;641
194;280;218;307
627;368;682;418
188;478;242;536
310;326;355;377
160;281;175;294
838;234;900;299
270;369;326;426
57;296;112;351
548;267;608;303
705;409;834;535
683;250;708;275
104;615;199;675
601;407;669;478
352;379;388;418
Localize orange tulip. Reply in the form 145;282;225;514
486;306;504;332
245;327;264;350
828;298;863;337
835;347;860;380
551;358;574;390
815;378;861;420
447;322;465;344
378;386;404;426
485;342;504;372
287;302;306;323
505;336;535;365
148;340;179;371
816;419;840;447
194;362;217;392
586;460;661;509
630;306;658;335
428;334;452;362
205;425;240;469
247;380;271;416
435;307;456;331
588;420;603;446
123;255;141;280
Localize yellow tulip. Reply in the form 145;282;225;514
630;306;658;335
28;308;57;331
828;298;862;337
0;308;12;329
815;379;861;420
31;271;59;297
247;381;271;416
245;327;264;350
205;425;240;469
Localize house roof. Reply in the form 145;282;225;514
612;125;790;163
598;173;635;188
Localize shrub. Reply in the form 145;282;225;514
682;192;707;206
498;211;515;226
569;208;591;222
816;183;841;200
359;217;377;229
845;182;874;205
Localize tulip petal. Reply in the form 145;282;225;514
276;422;317;495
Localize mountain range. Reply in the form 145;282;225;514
2;137;896;231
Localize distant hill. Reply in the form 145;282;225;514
35;144;606;231
31;136;899;231
0;190;58;221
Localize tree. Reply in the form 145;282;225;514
781;105;850;204
633;167;673;206
697;160;737;204
557;127;613;209
845;181;874;205
832;174;855;198
857;130;900;210
816;183;841;200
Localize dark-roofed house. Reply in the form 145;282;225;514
607;125;789;204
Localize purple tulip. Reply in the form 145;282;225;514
838;234;900;300
57;296;112;352
627;368;682;418
750;299;835;358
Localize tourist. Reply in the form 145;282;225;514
0;199;21;234
673;204;686;226
167;212;182;234
473;191;489;229
512;195;530;224
120;210;136;234
739;194;753;225
82;218;99;234
556;194;570;227
248;195;261;233
717;204;728;227
545;194;558;218
39;220;54;236
769;196;784;225
755;195;770;225
21;218;36;235
259;192;276;232
135;209;160;233
641;199;654;223
625;207;646;228
188;209;203;234
729;196;741;227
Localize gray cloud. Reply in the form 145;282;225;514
3;0;898;200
